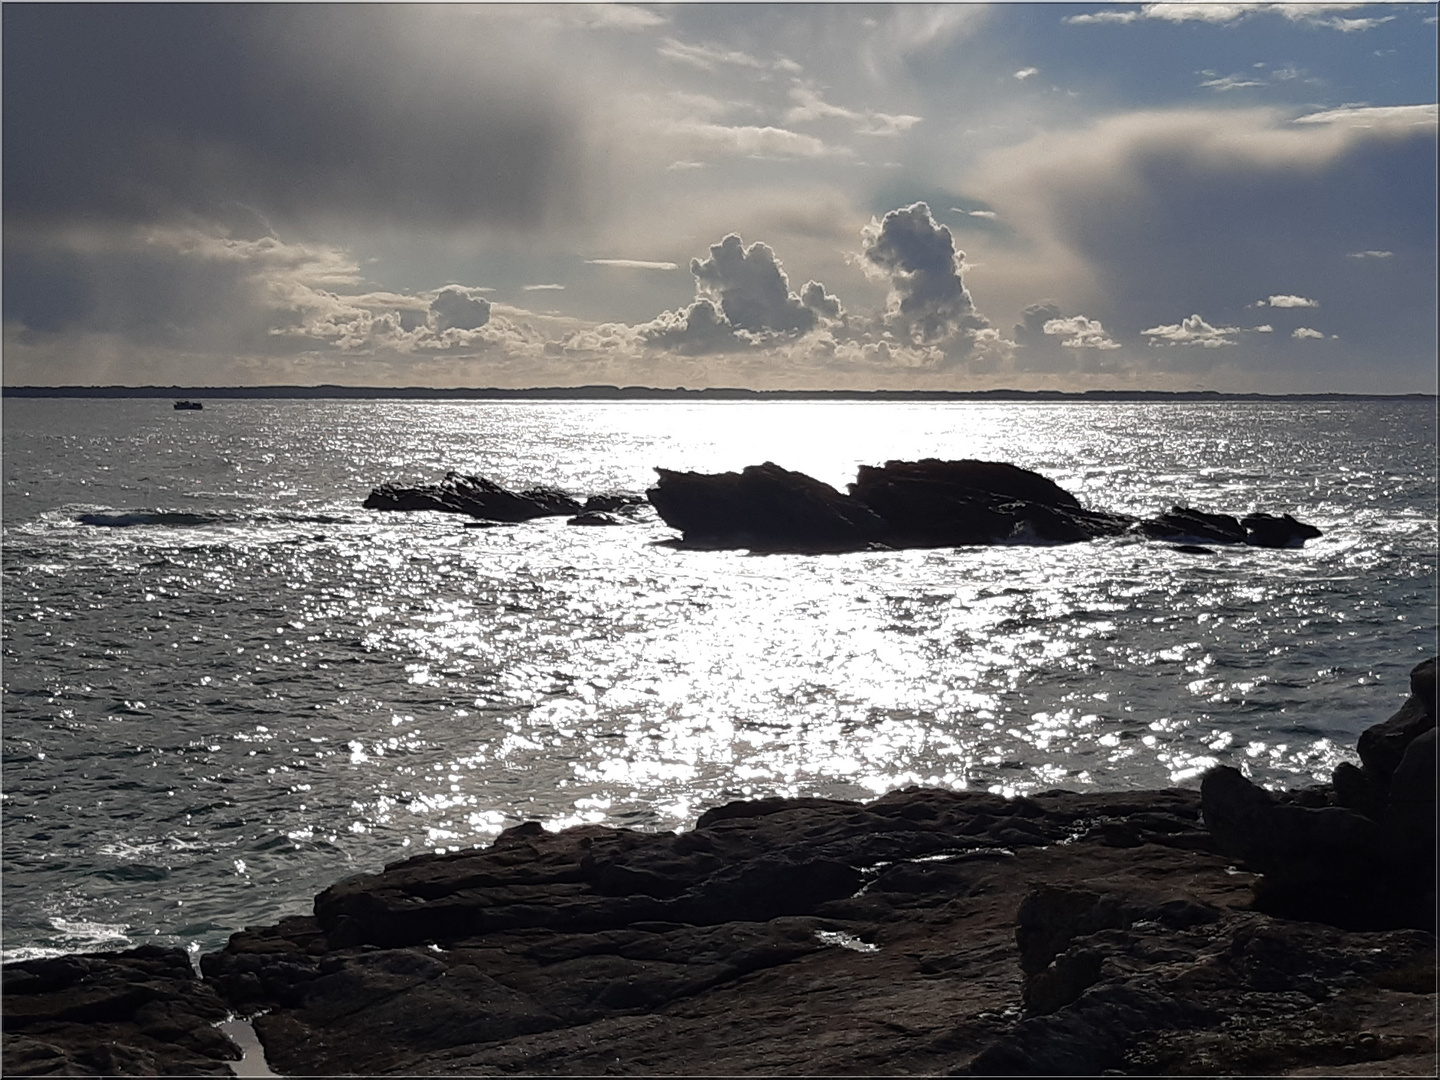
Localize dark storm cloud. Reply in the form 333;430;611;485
428;288;492;332
1;5;580;233
860;203;988;347
988;116;1436;374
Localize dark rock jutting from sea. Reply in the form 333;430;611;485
364;458;1322;553
2;658;1432;1076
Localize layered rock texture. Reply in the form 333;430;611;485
1;946;237;1076
4;660;1432;1076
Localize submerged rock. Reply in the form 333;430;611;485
363;471;581;521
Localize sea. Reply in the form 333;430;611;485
2;396;1435;965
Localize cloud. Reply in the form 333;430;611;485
1254;324;1274;332
1066;4;1397;31
860;202;989;349
2;6;593;237
691;234;825;335
782;85;921;137
960;209;998;219
522;283;566;291
666;121;840;159
1199;74;1267;92
1142;314;1239;348
427;287;492;331
962;103;1435;382
1264;294;1320;308
1294;104;1439;128
1292;326;1326;339
799;280;844;321
1043;315;1121;349
657;37;770;72
1014;68;1039;81
1346;249;1394;259
586;259;681;271
634;232;843;355
1064;10;1140;25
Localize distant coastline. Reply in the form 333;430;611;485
4;384;1434;402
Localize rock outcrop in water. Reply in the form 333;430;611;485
361;461;1323;553
1202;656;1436;932
363;471;581;521
647;458;1321;553
4;659;1431;1077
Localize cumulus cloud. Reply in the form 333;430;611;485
1292;326;1325;339
860;202;989;349
1265;294;1320;307
1254;324;1274;332
1142;314;1239;347
1043;315;1121;349
634;232;843;355
428;287;492;331
1014;67;1039;80
691;234;824;334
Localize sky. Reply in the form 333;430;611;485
3;2;1436;392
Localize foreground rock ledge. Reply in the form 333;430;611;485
3;661;1432;1077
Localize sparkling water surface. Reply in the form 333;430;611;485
3;398;1435;962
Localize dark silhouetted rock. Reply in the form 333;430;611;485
962;892;1435;1077
1357;657;1438;783
363;471;581;521
1241;511;1324;548
1;946;237;1076
647;462;890;551
847;458;1131;547
1142;506;1248;544
1172;543;1217;555
1205;657;1438;931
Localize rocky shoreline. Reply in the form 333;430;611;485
4;660;1433;1077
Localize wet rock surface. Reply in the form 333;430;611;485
5;661;1431;1077
0;946;237;1076
647;458;1319;553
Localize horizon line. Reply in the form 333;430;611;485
3;384;1435;402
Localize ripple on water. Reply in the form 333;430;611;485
2;398;1434;957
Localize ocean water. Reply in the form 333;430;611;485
2;397;1435;963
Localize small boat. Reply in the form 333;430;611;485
173;400;203;410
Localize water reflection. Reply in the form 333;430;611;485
3;399;1433;958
